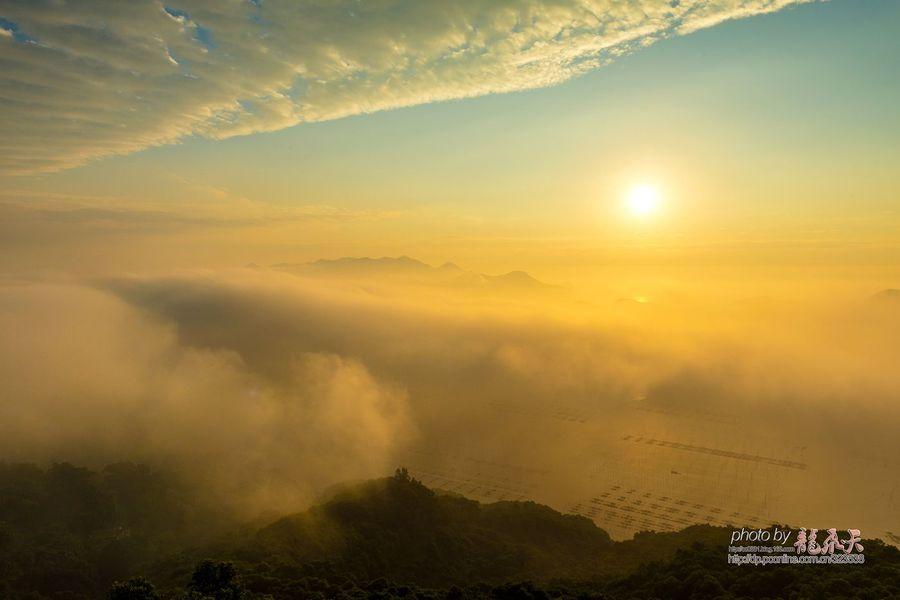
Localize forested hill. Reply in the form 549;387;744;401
1;463;898;599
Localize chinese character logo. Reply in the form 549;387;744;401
794;528;864;555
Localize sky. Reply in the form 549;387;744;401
1;0;898;283
2;0;900;538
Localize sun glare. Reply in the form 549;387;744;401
626;184;661;217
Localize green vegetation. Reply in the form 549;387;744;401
1;464;898;599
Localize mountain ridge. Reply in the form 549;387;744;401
270;256;558;292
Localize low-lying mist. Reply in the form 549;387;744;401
1;264;898;539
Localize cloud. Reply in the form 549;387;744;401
4;267;899;532
0;0;815;174
0;187;403;236
0;279;413;515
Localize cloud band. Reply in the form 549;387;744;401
0;0;813;174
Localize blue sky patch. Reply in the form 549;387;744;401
0;17;37;43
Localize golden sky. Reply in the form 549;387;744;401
0;0;897;285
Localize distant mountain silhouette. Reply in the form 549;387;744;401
871;288;900;304
272;256;558;293
308;255;433;274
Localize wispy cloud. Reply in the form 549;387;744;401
0;190;402;235
0;0;815;174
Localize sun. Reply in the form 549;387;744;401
626;184;661;217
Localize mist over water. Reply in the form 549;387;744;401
2;262;898;541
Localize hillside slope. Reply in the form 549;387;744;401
2;464;899;599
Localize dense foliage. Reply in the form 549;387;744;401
0;461;232;598
1;464;897;599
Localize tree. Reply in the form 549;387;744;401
186;560;245;600
107;577;160;600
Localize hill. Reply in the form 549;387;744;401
1;464;899;599
225;469;614;587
